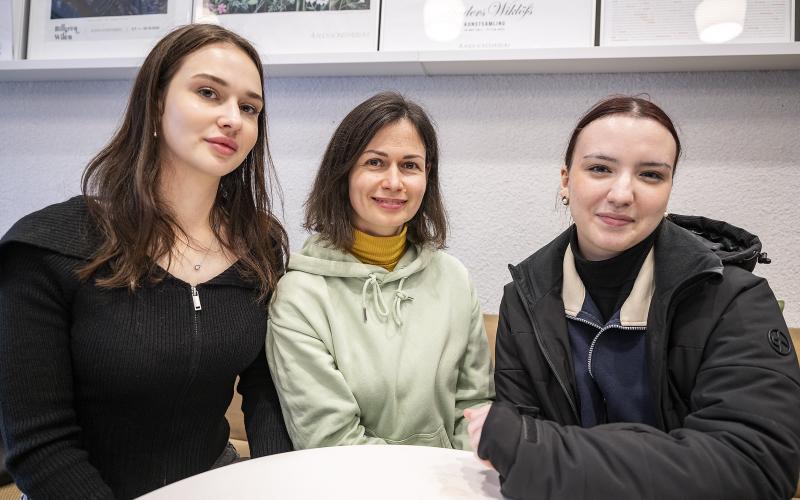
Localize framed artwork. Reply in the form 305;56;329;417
27;0;193;59
380;0;595;52
601;0;795;46
194;0;379;54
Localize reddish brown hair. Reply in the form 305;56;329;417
564;95;681;172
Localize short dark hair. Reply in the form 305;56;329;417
564;95;681;173
304;91;448;250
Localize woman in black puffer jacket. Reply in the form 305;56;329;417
465;95;800;500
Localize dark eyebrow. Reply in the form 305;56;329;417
362;149;388;157
362;150;424;160
191;73;263;103
637;161;673;170
584;154;618;163
585;154;673;170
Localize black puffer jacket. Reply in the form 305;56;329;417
479;215;800;500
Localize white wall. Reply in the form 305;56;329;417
1;70;798;325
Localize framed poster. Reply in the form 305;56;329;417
380;0;595;52
194;0;379;55
601;0;795;46
27;0;193;60
0;0;11;60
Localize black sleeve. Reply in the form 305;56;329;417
237;345;292;456
477;401;522;479
0;441;12;485
490;278;800;500
494;286;540;407
0;244;114;499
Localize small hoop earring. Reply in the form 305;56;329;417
561;196;569;206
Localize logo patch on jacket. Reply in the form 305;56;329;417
767;329;792;356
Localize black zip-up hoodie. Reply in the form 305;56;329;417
479;215;800;500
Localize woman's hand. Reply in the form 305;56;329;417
464;404;495;470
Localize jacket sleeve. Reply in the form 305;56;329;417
452;279;496;450
237;345;293;456
265;274;386;449
494;286;540;407
482;277;800;500
0;244;114;500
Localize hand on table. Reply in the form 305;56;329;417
464;404;495;471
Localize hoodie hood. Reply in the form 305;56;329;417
666;214;770;272
289;233;434;281
288;234;436;325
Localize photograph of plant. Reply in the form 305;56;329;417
51;0;168;19
203;0;369;15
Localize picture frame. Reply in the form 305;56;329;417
27;0;193;60
600;0;795;46
380;0;596;52
193;0;379;55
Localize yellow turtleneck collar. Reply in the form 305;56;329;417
351;225;408;272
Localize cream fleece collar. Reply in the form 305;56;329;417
561;245;655;327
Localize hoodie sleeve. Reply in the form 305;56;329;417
266;272;387;449
452;278;496;450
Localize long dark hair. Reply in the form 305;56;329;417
78;24;287;301
564;95;681;172
304;91;448;250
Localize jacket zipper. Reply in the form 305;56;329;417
568;315;646;378
191;285;202;311
517;284;580;422
163;285;203;486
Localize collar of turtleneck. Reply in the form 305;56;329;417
569;222;660;323
350;225;408;272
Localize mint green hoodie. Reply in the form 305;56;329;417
266;234;494;450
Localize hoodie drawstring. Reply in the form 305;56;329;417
362;274;389;323
361;274;413;326
392;277;413;326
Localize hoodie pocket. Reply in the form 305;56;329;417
367;424;453;449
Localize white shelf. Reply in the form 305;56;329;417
1;43;798;81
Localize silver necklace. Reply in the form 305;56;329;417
177;235;221;272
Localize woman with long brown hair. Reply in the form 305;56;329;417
0;24;291;498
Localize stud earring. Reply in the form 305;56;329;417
561;196;569;206
664;211;669;218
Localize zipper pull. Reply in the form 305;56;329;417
190;286;202;311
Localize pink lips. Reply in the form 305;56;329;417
372;197;407;210
597;213;634;227
206;136;238;156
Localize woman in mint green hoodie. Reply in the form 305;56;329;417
267;91;495;450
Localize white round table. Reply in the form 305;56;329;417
139;445;503;499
